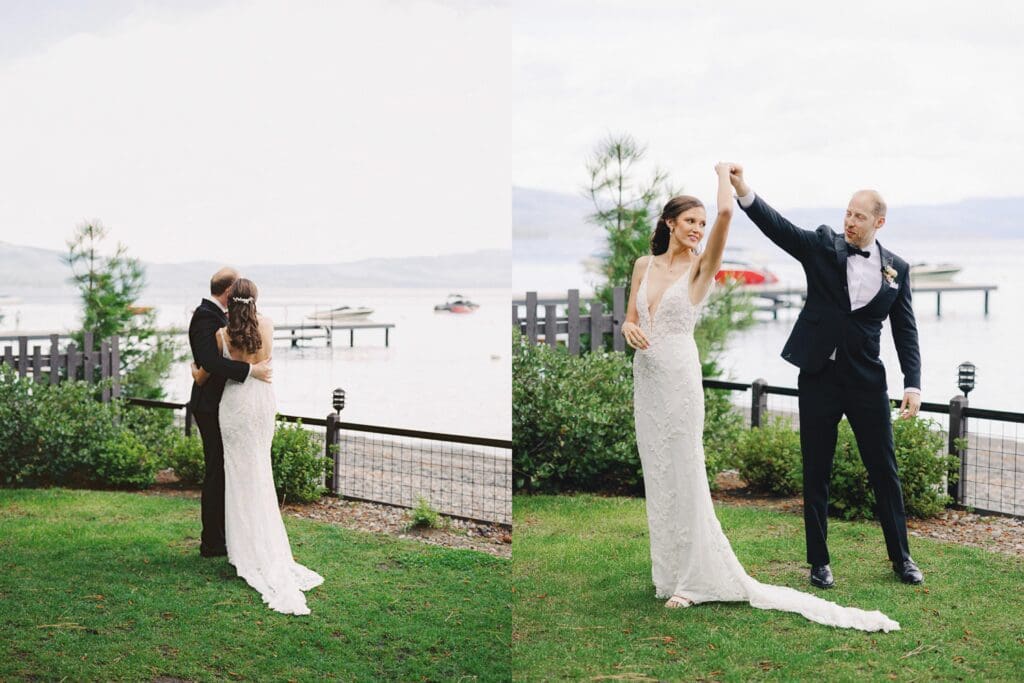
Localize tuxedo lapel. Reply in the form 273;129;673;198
833;234;852;309
863;241;895;310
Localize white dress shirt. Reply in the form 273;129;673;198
737;191;919;395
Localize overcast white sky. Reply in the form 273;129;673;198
0;0;510;264
511;0;1024;210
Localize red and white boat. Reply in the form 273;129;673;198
715;260;779;285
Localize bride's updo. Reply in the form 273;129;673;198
650;195;704;255
226;278;262;355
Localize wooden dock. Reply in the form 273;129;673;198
745;281;999;318
274;323;394;348
2;323;395;348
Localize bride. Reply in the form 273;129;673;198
620;163;899;632
192;278;324;615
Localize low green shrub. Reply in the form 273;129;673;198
513;331;639;493
0;368;157;489
830;414;958;520
735;416;803;496
161;431;206;485
271;418;332;503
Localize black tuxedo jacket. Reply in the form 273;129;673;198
741;194;921;392
188;299;250;415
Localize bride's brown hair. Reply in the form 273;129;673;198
651;195;704;255
226;278;262;355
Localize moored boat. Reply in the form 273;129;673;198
910;263;961;282
715;260;779;285
307;306;374;322
435;294;480;313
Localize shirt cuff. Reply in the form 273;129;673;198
736;190;756;208
904;387;920;395
246;364;252;379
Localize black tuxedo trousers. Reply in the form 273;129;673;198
194;410;227;553
798;357;910;566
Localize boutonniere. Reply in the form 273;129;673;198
882;259;898;287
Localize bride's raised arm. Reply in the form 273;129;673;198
690;162;734;303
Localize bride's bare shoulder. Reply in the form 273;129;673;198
633;254;653;272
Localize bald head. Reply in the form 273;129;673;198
852;189;887;219
210;267;239;297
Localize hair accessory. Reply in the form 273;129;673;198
232;296;254;304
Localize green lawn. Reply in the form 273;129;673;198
0;488;510;682
513;494;1024;682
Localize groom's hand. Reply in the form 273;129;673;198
728;163;750;197
898;391;921;419
251;359;273;383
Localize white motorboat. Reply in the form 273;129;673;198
910;263;961;282
307;306;374;322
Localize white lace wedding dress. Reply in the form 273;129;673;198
632;257;899;632
218;330;324;615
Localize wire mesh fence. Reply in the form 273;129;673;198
959;414;1023;516
332;428;512;526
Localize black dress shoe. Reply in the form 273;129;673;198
200;545;227;558
810;564;835;589
893;559;924;584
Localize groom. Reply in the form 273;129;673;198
729;165;924;588
188;267;272;557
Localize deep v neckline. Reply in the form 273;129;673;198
645;258;693;325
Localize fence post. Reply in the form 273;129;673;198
751;378;768;428
48;334;60;385
18;337;28;378
525;291;538;344
590;300;604;352
326;412;339;495
111;336;121;398
544;304;557;348
948;394;968;503
612;287;626;353
32;345;43;383
100;339;111;402
83;332;95;383
567;289;580;355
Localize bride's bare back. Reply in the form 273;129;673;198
216;315;274;364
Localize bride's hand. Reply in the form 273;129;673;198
190;362;202;382
622;322;650;350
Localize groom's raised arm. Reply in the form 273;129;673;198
729;165;817;261
190;315;249;383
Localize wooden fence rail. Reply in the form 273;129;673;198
513;288;626;354
0;333;121;401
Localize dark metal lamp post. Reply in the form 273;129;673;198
326;388;346;495
957;362;976;397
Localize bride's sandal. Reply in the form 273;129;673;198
665;594;694;609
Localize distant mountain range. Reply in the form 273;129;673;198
0;242;511;297
513;186;1024;242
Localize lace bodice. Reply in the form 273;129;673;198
636;256;708;339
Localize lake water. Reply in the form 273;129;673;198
515;234;1024;413
1;287;511;439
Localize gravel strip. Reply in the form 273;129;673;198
139;473;510;559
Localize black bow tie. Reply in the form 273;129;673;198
846;243;871;258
